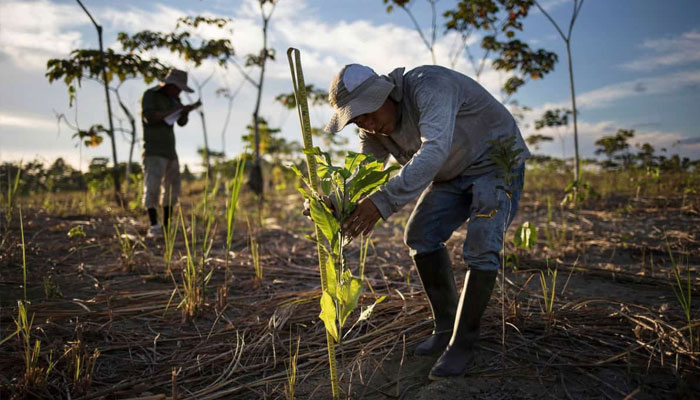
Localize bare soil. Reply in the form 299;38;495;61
1;186;698;399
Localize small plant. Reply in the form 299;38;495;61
487;136;524;355
1;165;21;249
178;209;215;321
561;179;599;208
66;338;100;395
510;221;538;270
163;205;181;273
43;275;63;299
668;244;694;353
127;172;144;211
292;149;396;398
114;224;145;270
14;301;52;389
514;221;538;251
249;219;262;284
220;158;246;303
285;334;301;400
67;224;87;270
293;149;397;343
539;262;558;320
20;208;28;301
15;301;43;387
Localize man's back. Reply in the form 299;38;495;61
361;65;530;218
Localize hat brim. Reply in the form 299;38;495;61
324;79;394;134
159;78;195;93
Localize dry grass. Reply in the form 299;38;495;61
0;175;698;399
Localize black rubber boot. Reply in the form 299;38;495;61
413;247;459;356
428;268;497;379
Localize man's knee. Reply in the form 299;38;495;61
463;214;504;272
404;219;442;256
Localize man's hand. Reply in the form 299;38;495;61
343;197;380;238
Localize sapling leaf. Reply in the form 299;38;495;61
514;221;538;250
319;291;339;342
325;256;338;301
320;180;332;197
344;152;368;173
309;197;339;244
357;295;387;323
339;276;363;327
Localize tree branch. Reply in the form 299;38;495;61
400;3;435;63
534;1;568;42
230;58;259;88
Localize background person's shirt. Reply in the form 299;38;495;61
141;86;181;160
361;65;531;220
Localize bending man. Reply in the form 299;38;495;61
326;64;529;379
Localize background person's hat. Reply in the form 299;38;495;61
158;68;194;93
324;64;394;133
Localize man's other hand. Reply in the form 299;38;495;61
343;197;380;238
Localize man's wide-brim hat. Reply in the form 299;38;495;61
324;64;394;134
158;68;194;93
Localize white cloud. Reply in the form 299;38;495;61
0;111;56;130
100;4;185;34
524;120;700;160
623;30;700;71
0;0;87;69
273;15;506;97
530;68;700;114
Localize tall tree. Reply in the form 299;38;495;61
595;129;634;170
443;0;558;97
534;108;572;159
382;1;558;100
46;49;165;200
74;0;121;205
534;0;585;182
230;0;280;197
383;0;440;65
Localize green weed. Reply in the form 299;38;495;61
43;275;63;299
13;301;52;389
66;338;99;395
163;205;181;273
285;334;301;400
222;158;245;301
667;244;694;353
114;224;145;270
539;262;558;320
1;164;21;248
178;209;215;322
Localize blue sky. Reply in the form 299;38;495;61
1;0;699;171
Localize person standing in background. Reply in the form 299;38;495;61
141;68;201;237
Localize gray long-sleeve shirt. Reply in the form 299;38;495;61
364;65;530;220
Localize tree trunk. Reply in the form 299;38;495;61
198;108;211;174
77;0;122;206
566;40;580;182
249;17;269;198
114;88;136;202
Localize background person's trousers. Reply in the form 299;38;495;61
143;155;181;209
403;164;525;272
